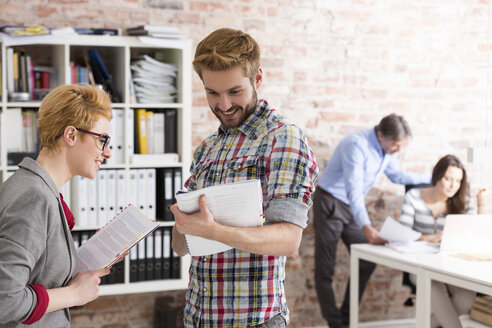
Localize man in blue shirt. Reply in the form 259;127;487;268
313;113;430;328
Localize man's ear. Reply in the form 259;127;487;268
376;130;382;142
63;126;78;146
255;67;263;88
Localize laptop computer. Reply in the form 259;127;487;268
440;214;492;252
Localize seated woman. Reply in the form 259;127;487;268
0;85;112;326
399;154;486;328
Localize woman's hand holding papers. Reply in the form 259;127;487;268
67;269;110;306
46;268;110;313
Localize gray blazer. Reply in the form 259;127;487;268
0;158;76;327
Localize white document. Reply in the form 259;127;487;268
379;216;421;243
73;204;159;275
176;179;264;256
387;241;440;254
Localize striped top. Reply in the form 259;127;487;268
183;99;318;327
399;188;476;234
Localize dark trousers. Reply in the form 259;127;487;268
313;189;376;328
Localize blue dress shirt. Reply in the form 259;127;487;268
317;127;430;228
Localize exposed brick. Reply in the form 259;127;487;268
37;5;58;18
147;0;183;10
49;0;88;4
3;0;491;326
321;111;357;122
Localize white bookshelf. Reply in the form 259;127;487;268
0;33;191;295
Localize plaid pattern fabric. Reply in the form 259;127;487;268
183;100;318;327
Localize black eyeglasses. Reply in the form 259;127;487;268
76;128;111;151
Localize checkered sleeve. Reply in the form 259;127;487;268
262;123;318;209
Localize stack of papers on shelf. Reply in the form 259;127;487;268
127;25;183;39
130;55;178;103
176;179;264;256
0;25;50;37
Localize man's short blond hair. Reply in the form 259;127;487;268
37;84;112;151
193;28;260;84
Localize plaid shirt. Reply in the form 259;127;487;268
183;100;318;327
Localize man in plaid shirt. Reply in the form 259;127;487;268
170;28;318;327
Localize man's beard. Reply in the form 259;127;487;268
212;89;258;128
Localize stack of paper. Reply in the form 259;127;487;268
130;55;177;103
379;216;422;243
379;217;439;253
176;179;264;256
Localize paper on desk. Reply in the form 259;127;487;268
379;216;421;243
387;240;440;254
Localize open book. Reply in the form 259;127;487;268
73;204;159;275
176;179;264;256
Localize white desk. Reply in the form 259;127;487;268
350;244;492;328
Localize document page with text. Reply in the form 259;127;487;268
176;179;264;256
74;204;159;275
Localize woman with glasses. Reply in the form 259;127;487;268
0;84;112;327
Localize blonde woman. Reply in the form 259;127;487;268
0;85;112;327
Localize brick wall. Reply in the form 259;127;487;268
2;1;491;326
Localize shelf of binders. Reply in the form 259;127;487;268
70;166;188;296
72;226;187;296
0;34;192;294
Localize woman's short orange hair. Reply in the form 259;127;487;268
37;84;112;151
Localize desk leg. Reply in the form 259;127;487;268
350;250;359;328
416;269;431;328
